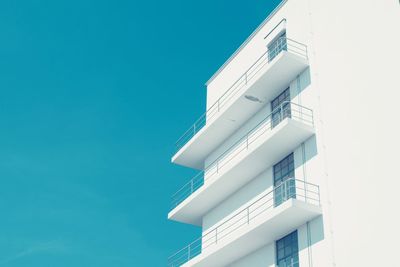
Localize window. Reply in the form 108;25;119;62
268;31;287;62
276;231;299;267
271;87;291;128
273;153;295;206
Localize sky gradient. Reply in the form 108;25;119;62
0;0;282;266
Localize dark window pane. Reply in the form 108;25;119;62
276;231;299;267
274;153;295;206
268;32;287;62
278;248;285;259
271;88;290;128
285;246;292;256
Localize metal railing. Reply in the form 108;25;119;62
171;101;314;209
175;37;308;151
168;178;320;267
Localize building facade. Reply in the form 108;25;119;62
167;0;400;266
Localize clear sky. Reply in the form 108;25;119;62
0;0;282;266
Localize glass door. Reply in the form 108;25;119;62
273;153;295;206
276;231;299;267
268;31;287;62
271;87;291;128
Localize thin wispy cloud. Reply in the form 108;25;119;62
0;240;66;265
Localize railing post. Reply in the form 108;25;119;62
311;109;314;127
300;103;304;122
283;181;287;201
169;179;319;266
305;45;308;60
304;180;308;203
318;185;321;206
280;103;284;123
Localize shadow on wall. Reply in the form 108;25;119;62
299;215;325;252
229;242;275;267
203;169;274;232
294;134;318;171
204;122;319;233
288;66;311;103
296;135;325;248
205;68;311;172
202;67;315;232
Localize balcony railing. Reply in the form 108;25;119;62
171;102;313;209
174;37;308;152
168;178;320;267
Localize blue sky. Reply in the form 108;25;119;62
0;0;282;266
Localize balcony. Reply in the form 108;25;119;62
168;178;322;267
172;37;309;169
169;102;315;225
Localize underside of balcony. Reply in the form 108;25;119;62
169;114;315;226
172;43;309;170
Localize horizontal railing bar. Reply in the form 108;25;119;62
285;37;308;48
174;37;308;150
171;102;314;209
168;178;320;266
201;101;305;174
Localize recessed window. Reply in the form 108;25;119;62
268;31;287;62
271;87;291;128
273;153;295;206
276;230;299;267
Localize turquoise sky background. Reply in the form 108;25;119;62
0;0;281;266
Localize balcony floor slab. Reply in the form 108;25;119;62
182;199;322;267
169;118;315;226
172;52;309;170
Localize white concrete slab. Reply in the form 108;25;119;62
172;52;309;170
169;118;315;225
182;199;322;267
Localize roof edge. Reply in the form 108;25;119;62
205;0;288;86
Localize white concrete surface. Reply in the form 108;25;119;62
169;0;400;266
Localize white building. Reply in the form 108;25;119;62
167;0;400;266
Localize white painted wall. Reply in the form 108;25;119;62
203;64;322;223
204;67;314;172
202;0;330;262
205;0;310;110
229;243;275;267
203;101;271;172
307;0;400;266
202;166;274;232
195;0;400;266
201;137;325;266
202;65;327;267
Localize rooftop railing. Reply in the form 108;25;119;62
171;101;314;209
174;37;308;152
168;178;320;267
